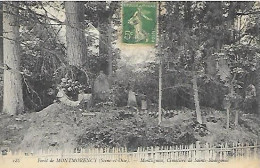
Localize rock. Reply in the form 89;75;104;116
127;90;137;107
78;93;92;102
93;71;110;102
141;100;147;110
78;93;92;109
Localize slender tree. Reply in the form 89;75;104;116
192;71;202;124
3;2;24;115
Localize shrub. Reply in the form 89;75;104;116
77;111;197;151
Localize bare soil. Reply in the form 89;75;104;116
0;104;259;152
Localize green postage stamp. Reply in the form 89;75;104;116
122;2;157;44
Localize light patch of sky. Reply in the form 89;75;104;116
117;43;156;66
42;2;156;66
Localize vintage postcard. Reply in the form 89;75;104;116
0;1;259;168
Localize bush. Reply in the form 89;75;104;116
77;111;197;151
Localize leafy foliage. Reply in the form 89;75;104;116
158;1;260;113
20;20;66;111
77;111;197;151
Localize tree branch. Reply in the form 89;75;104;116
5;2;64;24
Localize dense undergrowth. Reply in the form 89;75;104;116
0;104;259;152
77;107;260;151
77;109;197;151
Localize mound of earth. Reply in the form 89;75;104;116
162;108;260;144
19;103;84;152
0;110;31;151
0;104;259;152
0;103;91;152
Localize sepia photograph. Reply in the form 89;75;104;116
0;1;259;168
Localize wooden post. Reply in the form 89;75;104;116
224;143;228;160
246;143;250;158
158;63;162;121
155;146;159;160
140;147;143;161
137;147;140;161
241;143;244;159
196;141;200;160
193;73;202;124
209;144;213;160
232;142;235;159
188;144;192;161
220;143;223;161
205;143;209;161
157;1;162;125
235;142;238;159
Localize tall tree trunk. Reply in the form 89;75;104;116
3;2;24;115
65;1;87;67
192;72;202;124
98;16;112;76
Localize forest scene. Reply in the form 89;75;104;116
0;1;260;158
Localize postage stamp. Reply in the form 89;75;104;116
122;2;157;44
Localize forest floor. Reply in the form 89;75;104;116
0;103;259;152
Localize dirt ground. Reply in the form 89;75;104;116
0;103;90;152
0;103;259;153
